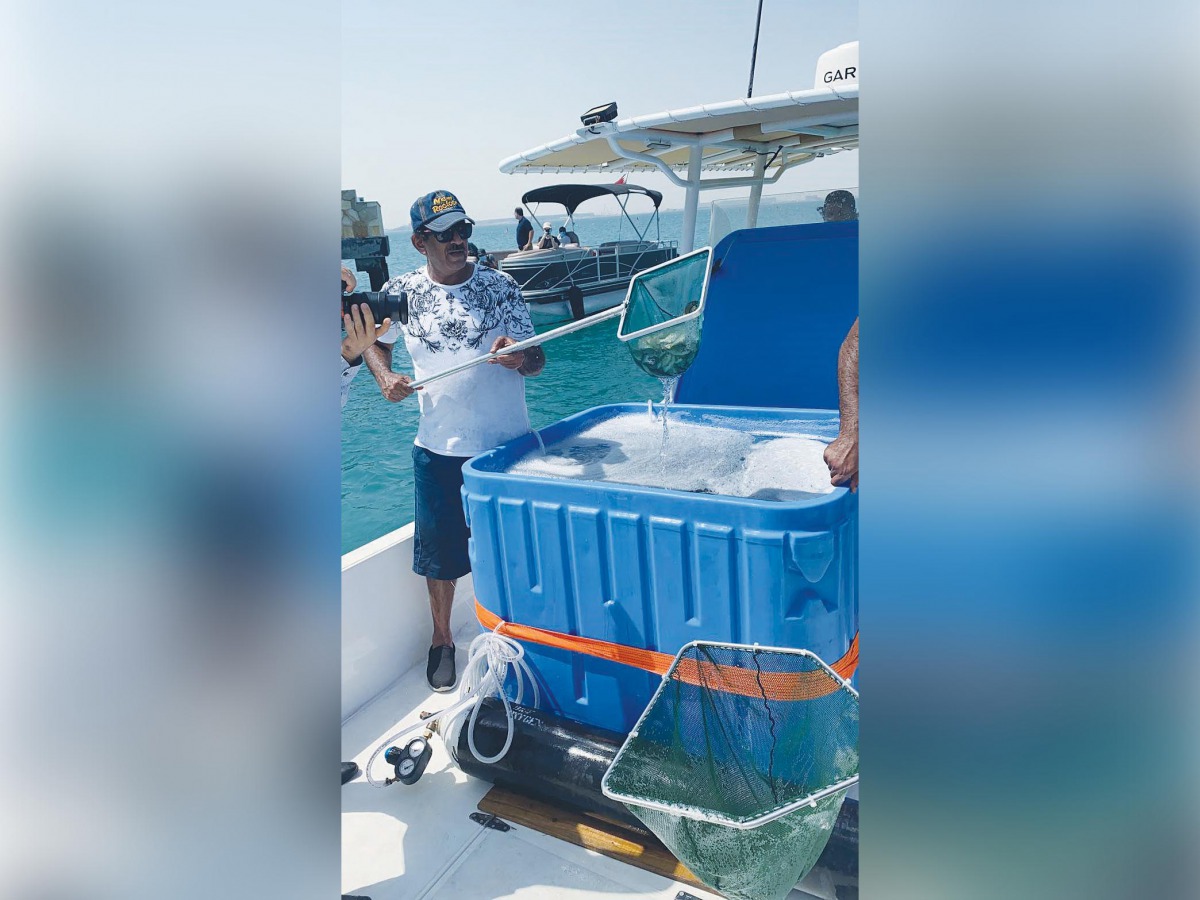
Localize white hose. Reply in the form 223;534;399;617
364;628;539;787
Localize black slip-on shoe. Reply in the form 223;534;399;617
341;761;360;785
427;644;457;692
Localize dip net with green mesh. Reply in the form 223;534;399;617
601;641;859;900
617;247;710;379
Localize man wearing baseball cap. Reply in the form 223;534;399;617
362;190;546;691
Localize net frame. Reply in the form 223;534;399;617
601;640;859;831
616;246;712;343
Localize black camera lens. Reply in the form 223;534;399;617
342;290;407;326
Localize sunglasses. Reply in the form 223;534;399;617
420;222;473;243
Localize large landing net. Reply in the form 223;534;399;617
602;641;859;900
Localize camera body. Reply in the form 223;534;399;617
342;290;407;326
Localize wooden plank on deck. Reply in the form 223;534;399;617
477;784;720;896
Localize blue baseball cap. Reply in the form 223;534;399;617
410;189;474;233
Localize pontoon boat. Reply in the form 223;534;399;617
496;183;677;325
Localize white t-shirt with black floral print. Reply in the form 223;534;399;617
379;264;536;457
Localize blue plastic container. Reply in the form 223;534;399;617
462;403;857;734
676;221;858;409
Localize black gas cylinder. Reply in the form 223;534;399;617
450;697;643;829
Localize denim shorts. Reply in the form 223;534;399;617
412;445;472;580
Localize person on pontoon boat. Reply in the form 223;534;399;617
514;206;533;250
475;246;497;269
363;190;546;692
534;221;559;250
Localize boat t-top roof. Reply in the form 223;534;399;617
499;42;858;252
521;183;664;215
499;84;857;180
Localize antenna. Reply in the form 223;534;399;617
746;0;765;98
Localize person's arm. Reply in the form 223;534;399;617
489;279;545;377
363;333;419;402
823;318;858;491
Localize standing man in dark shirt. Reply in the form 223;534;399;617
514;206;533;250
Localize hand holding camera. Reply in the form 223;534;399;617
342;303;391;364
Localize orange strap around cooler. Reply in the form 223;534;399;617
475;598;859;701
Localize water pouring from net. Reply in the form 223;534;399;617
617;248;711;454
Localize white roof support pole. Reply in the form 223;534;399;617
745;152;768;229
680;144;704;254
602;136;809;192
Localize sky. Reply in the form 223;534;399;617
342;0;858;225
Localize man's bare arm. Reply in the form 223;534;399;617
837;318;858;435
363;340;392;380
824;318;859;490
363;340;418;402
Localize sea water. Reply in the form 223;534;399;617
505;413;836;501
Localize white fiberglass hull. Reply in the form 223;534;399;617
528;286;626;326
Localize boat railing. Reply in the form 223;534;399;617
503;239;678;296
599;238;678;253
607;239;678;278
707;188;857;247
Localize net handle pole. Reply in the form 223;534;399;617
408;304;624;390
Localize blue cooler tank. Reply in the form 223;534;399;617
464;222;858;734
462;403;857;734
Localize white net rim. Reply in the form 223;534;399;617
600;640;859;830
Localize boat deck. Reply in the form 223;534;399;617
341;621;853;900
